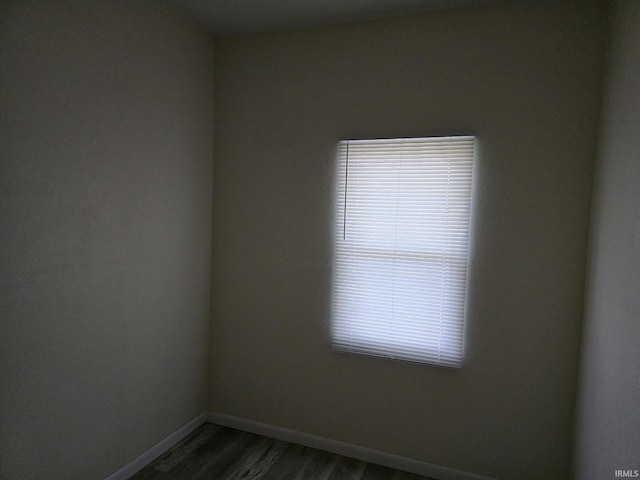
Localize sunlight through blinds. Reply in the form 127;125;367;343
332;136;475;368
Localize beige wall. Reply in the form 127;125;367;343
210;3;606;480
0;1;214;479
573;1;640;478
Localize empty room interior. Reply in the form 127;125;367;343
1;0;639;479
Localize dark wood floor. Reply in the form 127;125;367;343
130;423;435;480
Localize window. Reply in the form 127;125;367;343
331;136;475;368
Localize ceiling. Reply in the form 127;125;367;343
169;0;502;36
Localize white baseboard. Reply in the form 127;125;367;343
206;411;496;480
104;410;496;480
104;411;208;480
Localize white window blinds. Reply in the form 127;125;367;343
332;136;475;368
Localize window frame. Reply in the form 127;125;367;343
330;135;476;369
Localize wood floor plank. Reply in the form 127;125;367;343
161;427;253;480
296;448;340;480
361;463;398;480
130;424;222;480
222;435;288;480
393;470;435;480
190;429;262;480
257;443;311;480
129;424;437;480
156;424;222;473
326;455;367;480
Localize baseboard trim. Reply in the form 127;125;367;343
104;411;208;480
205;411;496;480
